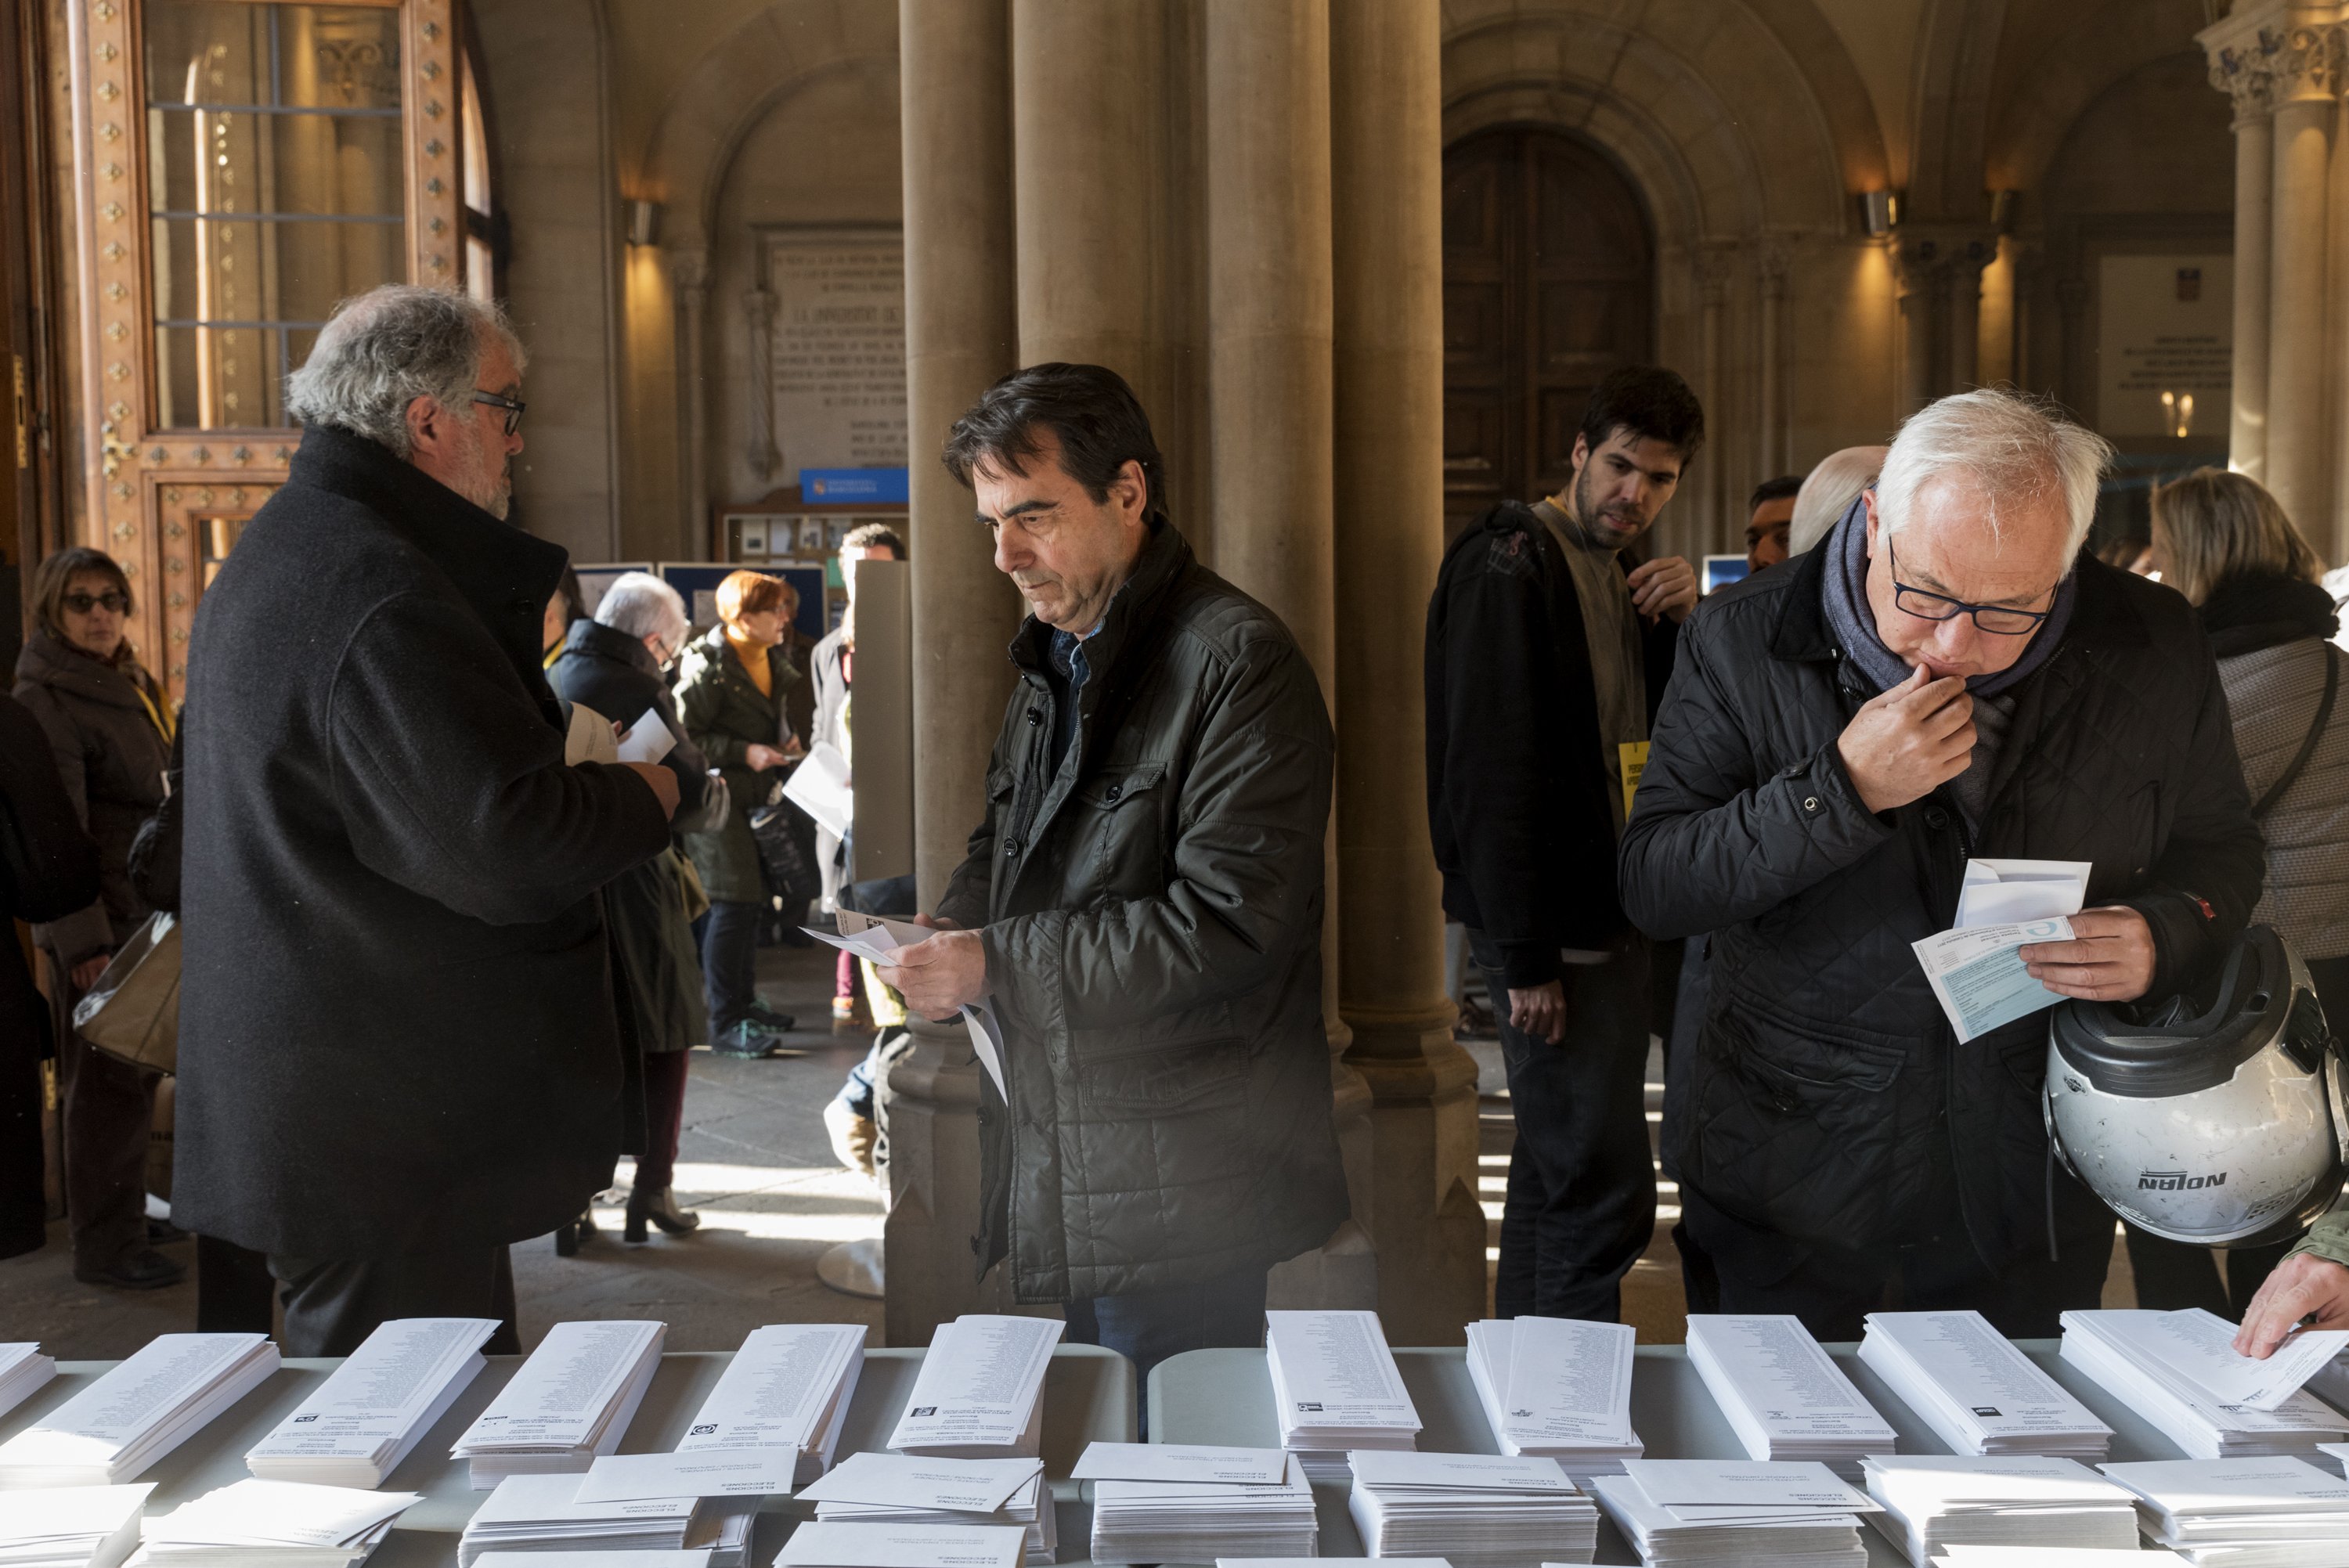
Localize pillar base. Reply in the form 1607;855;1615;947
878;1015;1008;1345
1345;1007;1486;1344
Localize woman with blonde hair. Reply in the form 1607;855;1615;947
2134;467;2347;1315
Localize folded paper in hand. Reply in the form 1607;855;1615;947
1954;858;2091;928
614;709;675;767
781;742;852;840
803;910;1007;1101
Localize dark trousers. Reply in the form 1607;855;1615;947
634;1048;691;1192
1471;931;1657;1322
0;1032;43;1260
1066;1265;1271;1436
60;1030;156;1269
268;1247;521;1358
196;1234;276;1332
698;899;762;1032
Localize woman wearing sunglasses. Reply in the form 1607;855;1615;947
11;546;181;1291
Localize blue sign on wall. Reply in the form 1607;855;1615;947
800;467;909;505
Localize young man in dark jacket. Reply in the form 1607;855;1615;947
175;286;678;1355
1423;365;1705;1323
879;363;1347;1380
1620;388;2265;1339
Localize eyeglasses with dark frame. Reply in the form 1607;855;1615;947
472;390;527;436
61;590;129;615
1888;541;2054;636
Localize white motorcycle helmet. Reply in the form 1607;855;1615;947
2044;924;2349;1247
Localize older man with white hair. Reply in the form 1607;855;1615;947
175;286;679;1354
1621;388;2264;1339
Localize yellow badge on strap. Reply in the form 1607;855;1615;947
1618;740;1650;820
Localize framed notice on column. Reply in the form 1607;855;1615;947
762;227;909;476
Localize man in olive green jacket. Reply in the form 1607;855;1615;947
2236;1202;2349;1357
880;363;1348;1379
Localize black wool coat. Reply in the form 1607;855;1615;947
172;424;673;1259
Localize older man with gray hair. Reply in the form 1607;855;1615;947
175;285;679;1354
1622;387;2264;1339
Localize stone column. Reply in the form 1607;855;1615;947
672;247;711;556
2228;81;2275;481
1697;251;1730;552
1947;236;1994;392
881;0;1023;1346
1758;247;1788;476
742;287;778;482
2265;52;2333;535
1893;235;1941;416
1328;0;1481;1341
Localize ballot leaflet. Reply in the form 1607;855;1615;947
1914;916;2073;1044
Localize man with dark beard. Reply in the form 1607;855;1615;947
1424;365;1703;1321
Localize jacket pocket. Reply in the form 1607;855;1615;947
1069;1005;1247;1112
1084;762;1171;893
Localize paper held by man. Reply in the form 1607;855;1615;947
801;909;1008;1100
1912;856;2091;1043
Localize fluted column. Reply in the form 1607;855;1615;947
882;0;1022;1346
672;247;711;556
2221;63;2275;480
2266;47;2333;535
1328;0;1481;1342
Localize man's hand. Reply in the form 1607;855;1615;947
2020;907;2157;1002
622;760;680;819
745;743;791;772
1508;980;1568;1045
876;929;988;1021
1835;664;1974;813
2235;1252;2349;1357
69;952;111;991
1627;556;1699;623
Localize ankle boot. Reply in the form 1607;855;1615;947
626;1186;700;1242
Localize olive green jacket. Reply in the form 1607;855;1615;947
2294;1199;2349;1271
938;519;1350;1303
675;625;799;905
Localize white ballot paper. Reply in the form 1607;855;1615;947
570;1450;797;1504
1954;859;2091;928
1264;1310;1422;1482
1071;1443;1288;1486
471;1555;709;1568
807;914;1008;1102
134;1479;417;1563
1861;1454;2141;1565
564;704;620;766
1619;1459;1881;1519
450;1321;665;1488
781;742;853;840
796;1455;1038;1515
1912;917;2073;1044
615;709;676;767
773;1521;1026;1568
1858;1310;2112;1458
247;1317;497;1488
673;1325;865;1485
1683;1315;1895;1470
0;1346;56;1424
0;1333;280;1487
2061;1310;2348;1459
1465;1316;1641;1473
1087;1452;1316;1565
886;1316;1060;1458
0;1483;152;1568
2099;1454;2349;1559
2070;1308;2349;1412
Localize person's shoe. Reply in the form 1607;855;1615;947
624;1187;701;1243
146;1217;190;1245
74;1247;187;1291
823;1096;879;1181
831;997;863;1033
710;1020;790;1058
745;999;797;1033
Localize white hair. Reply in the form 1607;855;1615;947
594;572;688;645
283;284;525;458
1789;445;1887;556
1877;389;2112;557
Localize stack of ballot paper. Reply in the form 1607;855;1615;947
1263;1310;1421;1481
673;1325;864;1485
472;1556;709;1568
0;1334;280;1487
127;1480;416;1568
1683;1316;1894;1473
2059;1310;2349;1458
0;1484;150;1568
1078;1444;1315;1565
2102;1455;2349;1566
1925;1550;2188;1566
0;1347;56;1422
1591;1459;1880;1568
887;1317;1059;1461
1464;1317;1642;1476
774;1522;1027;1568
456;1475;750;1568
1858;1312;2112;1458
449;1321;664;1488
247;1319;496;1487
1860;1455;2140;1565
798;1454;1052;1565
1344;1450;1598;1566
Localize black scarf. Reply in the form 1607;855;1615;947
2197;571;2340;658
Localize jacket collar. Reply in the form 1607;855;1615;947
12;627;149;710
1008;517;1193;686
562;615;659;678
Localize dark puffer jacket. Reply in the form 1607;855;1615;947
1619;544;2264;1274
938;519;1349;1303
675;624;797;905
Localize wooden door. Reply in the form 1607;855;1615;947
1442;128;1654;535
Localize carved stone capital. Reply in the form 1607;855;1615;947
669;246;709;294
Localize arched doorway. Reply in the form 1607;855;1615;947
1442;127;1656;532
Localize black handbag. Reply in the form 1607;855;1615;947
750;791;822;908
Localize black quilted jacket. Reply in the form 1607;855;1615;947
1620;543;2265;1271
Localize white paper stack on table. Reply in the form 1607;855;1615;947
0;1348;56;1423
673;1324;864;1485
246;1318;496;1487
1857;1311;2111;1459
1591;1459;1881;1568
886;1316;1059;1461
0;1484;150;1568
0;1334;280;1487
2059;1310;2349;1459
449;1321;664;1488
1077;1443;1313;1565
1860;1455;2139;1566
472;1555;708;1568
126;1480;417;1568
1465;1317;1642;1477
773;1521;1027;1568
1345;1450;1597;1566
1925;1549;2188;1566
1263;1310;1420;1482
2101;1455;2349;1566
797;1454;1052;1565
456;1474;751;1568
1683;1316;1894;1476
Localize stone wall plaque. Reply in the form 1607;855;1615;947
765;228;907;473
2097;254;2232;440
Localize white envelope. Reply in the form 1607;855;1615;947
569;1448;798;1502
1070;1441;1288;1485
1954;858;2091;928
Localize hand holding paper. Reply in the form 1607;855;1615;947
2019;906;2156;1003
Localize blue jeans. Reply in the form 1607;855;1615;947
698;899;762;1033
1065;1265;1270;1436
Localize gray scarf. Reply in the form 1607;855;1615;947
1818;494;2075;699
